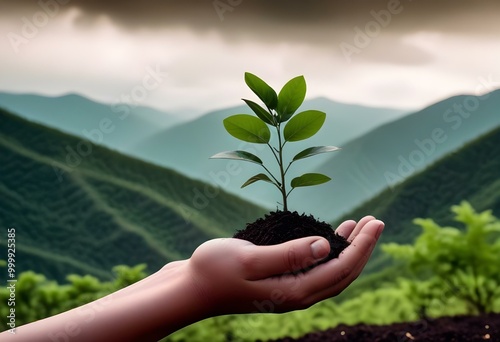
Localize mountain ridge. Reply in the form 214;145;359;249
130;97;410;209
0;91;183;153
337;123;500;273
0;107;265;282
302;89;500;221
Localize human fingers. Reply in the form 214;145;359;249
334;220;357;239
239;236;331;280
297;220;384;306
255;220;383;310
347;215;376;242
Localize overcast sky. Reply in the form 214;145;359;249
1;0;499;118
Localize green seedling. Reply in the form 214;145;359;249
211;72;339;211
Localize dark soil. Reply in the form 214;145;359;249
265;313;500;342
234;211;350;269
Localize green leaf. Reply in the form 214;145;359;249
292;146;340;161
242;99;275;126
210;151;263;165
223;114;271;144
277;75;306;122
291;173;331;188
241;173;274;188
244;72;278;110
283;110;326;142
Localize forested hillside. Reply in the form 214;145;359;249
0;108;265;282
338;124;500;272
309;90;500;221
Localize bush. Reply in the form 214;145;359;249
383;201;500;315
0;264;147;331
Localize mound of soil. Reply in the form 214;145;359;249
265;313;500;342
234;211;350;268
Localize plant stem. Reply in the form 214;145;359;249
261;164;281;188
276;123;288;211
267;143;280;166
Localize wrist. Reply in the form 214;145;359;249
139;260;213;339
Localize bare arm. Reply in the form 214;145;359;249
1;217;383;341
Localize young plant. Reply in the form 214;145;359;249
211;72;339;212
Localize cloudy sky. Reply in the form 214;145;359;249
1;0;499;118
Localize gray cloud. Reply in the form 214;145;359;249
346;39;435;66
4;0;500;36
3;0;499;60
4;0;497;68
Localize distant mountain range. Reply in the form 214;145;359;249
0;91;411;212
2;90;498;223
1;95;498;282
339;124;500;274
129;97;410;209
129;90;500;222
0;107;265;282
0;92;182;153
301;90;500;221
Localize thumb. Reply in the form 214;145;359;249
242;236;330;280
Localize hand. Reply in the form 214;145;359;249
184;216;384;316
1;216;383;341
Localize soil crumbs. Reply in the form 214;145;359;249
266;313;500;342
234;211;350;265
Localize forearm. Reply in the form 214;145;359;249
1;261;209;342
0;222;383;341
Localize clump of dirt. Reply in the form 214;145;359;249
234;211;350;269
264;313;500;342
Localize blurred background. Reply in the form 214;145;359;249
1;0;499;340
2;0;500;114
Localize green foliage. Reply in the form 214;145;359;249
222;114;271;144
244;73;278;110
3;259;498;340
0;265;147;331
277;75;306;122
394;277;469;319
210;151;263;165
290;173;331;188
167;282;470;342
211;73;339;211
241;173;273;188
283;110;326;142
383;201;500;314
111;264;148;289
337;125;500;275
0;108;266;282
292;146;340;162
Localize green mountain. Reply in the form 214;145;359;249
0;92;182;153
303;90;500;221
130;98;409;208
0;108;265;282
339;124;500;273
